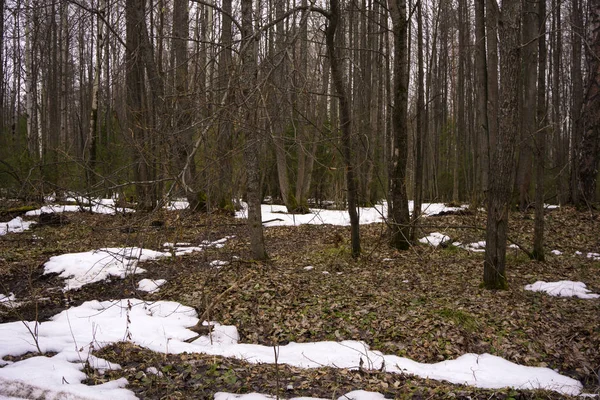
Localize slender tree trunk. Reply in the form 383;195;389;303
388;0;411;250
475;0;489;199
516;0;537;211
87;0;106;190
533;0;546;261
327;0;361;257
484;0;521;289
241;0;267;259
486;0;499;160
552;0;566;204
570;0;584;205
411;0;425;240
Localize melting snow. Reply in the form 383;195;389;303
0;299;584;399
525;281;599;299
0;217;35;235
419;232;450;247
137;279;167;294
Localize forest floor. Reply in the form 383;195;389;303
0;202;599;399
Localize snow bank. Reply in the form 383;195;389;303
525;281;599;299
215;390;386;400
234;202;466;227
419;232;450;247
137;279;167;294
0;299;582;397
44;238;234;291
0;217;35;235
25;198;134;216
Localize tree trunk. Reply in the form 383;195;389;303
484;0;521;289
474;0;489;199
388;0;411;250
411;0;425;240
577;0;600;205
172;0;203;211
241;0;268;260
533;0;546;261
570;0;584;205
552;0;567;204
86;0;106;190
515;0;537;211
327;0;361;257
486;0;499;160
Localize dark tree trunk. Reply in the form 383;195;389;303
388;0;411;250
411;0;425;240
241;0;267;260
172;0;203;211
570;0;584;205
484;0;521;289
578;0;600;205
474;0;489;198
533;0;546;261
515;0;537;211
327;0;361;257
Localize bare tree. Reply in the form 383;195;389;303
388;0;411;250
327;0;361;256
577;0;600;205
241;0;268;259
484;0;521;289
533;0;547;261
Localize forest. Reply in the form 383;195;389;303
0;0;599;398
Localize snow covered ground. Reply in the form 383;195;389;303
0;217;35;236
42;239;234;291
525;281;600;299
235;201;466;227
0;299;584;399
25;197;134;216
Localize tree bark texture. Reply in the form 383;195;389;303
241;0;268;260
484;0;521;289
388;0;411;250
533;0;546;261
327;0;361;257
578;0;600;205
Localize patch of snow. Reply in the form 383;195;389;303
0;293;16;303
419;232;450;247
586;252;600;261
165;200;190;211
0;360;134;400
25;198;133;216
0;299;583;397
235;202;467;227
210;260;229;268
145;367;163;377
0;293;20;309
214;391;385;400
303;266;314;271
575;251;583;256
508;244;519;249
322;271;329;275
0;217;35;235
525;281;599;299
42;248;164;291
137;279;167;294
163;242;206;256
460;241;486;253
45;238;234;291
551;250;562;255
